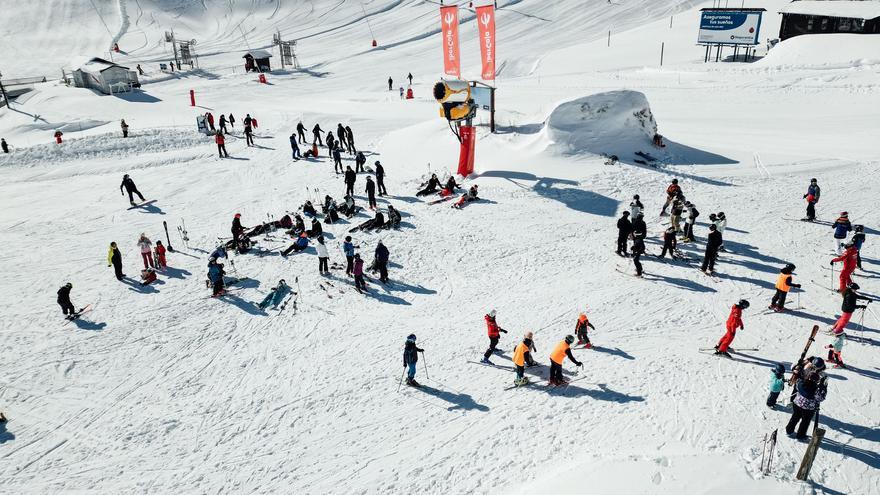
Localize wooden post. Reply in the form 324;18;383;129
608;30;611;47
660;42;665;67
796;427;825;480
489;86;496;133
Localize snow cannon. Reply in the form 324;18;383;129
433;79;477;122
433;79;478;177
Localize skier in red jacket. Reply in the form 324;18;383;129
215;131;228;158
480;309;507;364
831;242;858;293
714;300;749;358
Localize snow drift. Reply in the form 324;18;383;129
546;90;657;158
759;34;880;69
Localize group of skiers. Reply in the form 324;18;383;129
211;113;258;157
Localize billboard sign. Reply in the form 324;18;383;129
698;10;762;45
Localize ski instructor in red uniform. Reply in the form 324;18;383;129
714;300;749;358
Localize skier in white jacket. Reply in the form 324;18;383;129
711;212;728;251
316;236;330;274
137;233;154;269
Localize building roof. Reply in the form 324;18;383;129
243;49;273;59
779;1;880;19
75;57;130;73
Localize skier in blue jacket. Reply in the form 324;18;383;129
207;260;225;297
832;212;852;254
343;236;356;276
403;334;425;387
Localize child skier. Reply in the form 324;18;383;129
207;260;225;297
766;363;785;409
831;242;859;293
140;267;157;286
403;334;425;387
831;212;852;254
343;236;356;276
353;254;367;293
316;236;330;274
714;300;748;358
512;333;535;386
660;179;681;216
657;226;678;259
829;283;871;335
803;178;820;221
825;332;846;368
258;280;289;310
137;234;154;269
549;335;582;386
851;224;865;270
629;194;643;218
481;310;507;364
769;263;800;312
57;282;75;317
575;313;596;348
154;240;167;270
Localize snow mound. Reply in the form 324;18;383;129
546;90;657;158
758;34;880;69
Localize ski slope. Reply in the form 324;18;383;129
1;1;879;494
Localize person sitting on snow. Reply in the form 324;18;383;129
385;205;401;229
416;174;442;196
453;185;479;209
140;267;158;286
282;233;310;256
302;201;318;217
440;176;459;197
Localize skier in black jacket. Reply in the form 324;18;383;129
344;166;357;197
336;123;347;150
657;227;678;259
231;213;245;251
631;212;647;240
120;174;146;205
345;126;355;154
355;151;366;172
416;174;442;196
296;122;307;144
403;334;424;386
375;241;390;283
701;224;723;273
631;235;646;277
616;211;632;256
333;146;343;174
57;282;75;316
312;123;324;146
365;177;377;209
375;161;387;196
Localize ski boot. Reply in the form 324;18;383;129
514;377;529;387
714;350;732;359
480;357;492;365
406;378;421;387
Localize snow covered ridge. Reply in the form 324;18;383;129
546;91;657;157
758;34;880;69
2;128;209;168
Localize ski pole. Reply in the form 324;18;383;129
396;367;406;393
830;264;835;292
422;352;429;381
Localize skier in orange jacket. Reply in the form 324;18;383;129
549;335;582;386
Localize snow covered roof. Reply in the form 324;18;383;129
243;49;273;59
75;57;130;73
779;1;880;19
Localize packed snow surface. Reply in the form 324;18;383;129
1;1;879;494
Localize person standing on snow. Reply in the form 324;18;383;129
660;179;681;216
829;283;871;335
831;212;852;254
343;236;356;276
714;212;728;251
345;125;355;154
107;241;124;280
714;300;748;358
137;233;154;269
631;234;645;277
615;211;632;257
353;253;367;292
851;225;865;270
512;332;535;386
785;357;827;440
769;263;800;312
215;131;229;158
316;236;330;275
219;114;228;134
244;122;254;147
344;166;357;197
228;113;236;128
120;174;146;206
354;151;366;172
631;212;647;240
831;242;858;292
388;76;393;91
120;119;130;138
481;310;508;364
701;224;722;274
57;282;75;317
290;132;301;160
312;123;324;146
332;145;343;173
402;334;425;387
336;123;347;150
297;122;307;144
206;112;215;131
549;335;583;386
657;226;678;259
803;178;821;221
326;131;336;153
375;161;387;196
1;138;8;153
825;332;846;369
258;280;289;310
670;195;685;233
629;194;643;218
207;259;226;297
231;213;246;252
682;202;699;243
575;312;596;348
407;72;413;85
365;176;377;210
766;363;786;409
374;241;390;283
155;240;167;270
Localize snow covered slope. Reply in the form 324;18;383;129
1;1;879;494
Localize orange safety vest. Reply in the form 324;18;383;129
513;341;528;367
550;340;570;365
775;273;791;292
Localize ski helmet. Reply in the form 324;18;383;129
406;334;417;343
235;213;241;218
848;282;860;291
810;356;826;371
718;212;726;218
564;335;575;345
345;235;352;242
709;224;717;231
737;299;750;309
840;211;848;217
375;160;381;165
672;179;679;184
279;279;286;285
855;224;864;232
810;178;817;183
709;213;717;220
123;174;129;179
65;282;72;288
844;241;854;248
784;263;796;273
622;211;630;216
488;309;497;318
633;194;640;200
525;331;534;339
773;363;785;374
